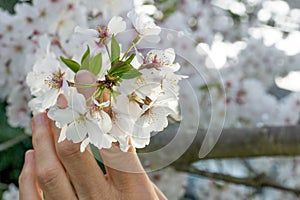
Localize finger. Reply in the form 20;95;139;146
19;150;43;200
75;70;97;99
32;113;77;200
51;95;109;199
153;183;168;200
75;70;144;186
100;144;156;195
52;126;109;199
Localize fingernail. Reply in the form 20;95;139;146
75;70;96;84
25;150;34;164
75;70;97;99
57;94;68;109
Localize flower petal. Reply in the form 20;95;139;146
74;26;98;38
66;121;87;143
108;16;126;35
80;138;90;152
68;92;87;114
48;106;78;128
58;126;67;142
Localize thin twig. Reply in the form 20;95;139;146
0;134;29;152
0;182;8;190
174;165;300;196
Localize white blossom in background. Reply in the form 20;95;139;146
80;0;133;20
149;167;187;199
2;184;19;200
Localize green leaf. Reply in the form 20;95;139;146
60;56;80;73
125;53;136;64
81;46;90;64
80;46;90;70
109;62;133;76
199;84;209;91
89;52;102;76
120;68;142;79
90;144;106;174
199;83;221;91
111;35;120;66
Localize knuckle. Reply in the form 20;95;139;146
18;170;29;186
56;141;80;159
32;128;48;148
36;166;60;188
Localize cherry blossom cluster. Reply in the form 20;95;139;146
26;12;184;152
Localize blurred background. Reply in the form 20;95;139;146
0;0;300;199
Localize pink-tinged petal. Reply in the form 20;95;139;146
108;16;126;35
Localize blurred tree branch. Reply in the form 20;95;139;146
140;124;300;165
0;134;29;152
174;165;300;196
0;183;8;190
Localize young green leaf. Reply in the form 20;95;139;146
120;68;142;79
111;64;133;76
89;52;102;76
81;46;90;70
125;53;136;64
81;46;90;64
111;34;120;66
109;61;134;76
60;56;80;73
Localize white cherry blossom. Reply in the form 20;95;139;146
127;10;161;43
48;91;116;152
74;16;126;52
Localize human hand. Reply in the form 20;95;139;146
19;71;167;200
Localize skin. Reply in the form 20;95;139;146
18;70;167;200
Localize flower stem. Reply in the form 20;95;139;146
105;42;111;61
67;81;98;88
121;35;142;61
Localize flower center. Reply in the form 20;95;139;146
44;69;65;89
98;26;109;39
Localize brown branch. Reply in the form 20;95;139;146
139;124;300;166
174;165;300;196
0;182;8;190
0;134;29;152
